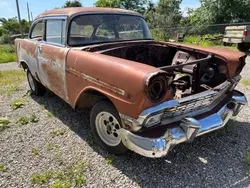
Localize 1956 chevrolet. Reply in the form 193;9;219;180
15;7;248;158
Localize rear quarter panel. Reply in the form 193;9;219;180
15;39;38;78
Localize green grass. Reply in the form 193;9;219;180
10;98;25;110
30;114;39;123
30;162;86;187
0;45;16;63
0;70;26;96
241;79;250;87
245;152;250;174
182;35;237;51
32;147;39;156
105;155;116;164
16;116;29;125
46;143;60;151
46;111;54;118
0;164;7;172
51;129;67;138
0;117;11;132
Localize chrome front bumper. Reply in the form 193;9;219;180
120;90;247;158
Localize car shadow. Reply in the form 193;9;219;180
31;91;250;188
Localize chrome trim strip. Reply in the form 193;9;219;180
120;91;247;158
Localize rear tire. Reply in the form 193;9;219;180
27;70;46;96
237;43;249;52
90;100;128;155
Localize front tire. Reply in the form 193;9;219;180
90;100;128;155
27;70;46;96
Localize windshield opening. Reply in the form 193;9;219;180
68;14;153;46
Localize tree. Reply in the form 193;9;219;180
0;17;30;44
190;0;250;25
95;0;148;14
145;0;183;40
63;0;83;8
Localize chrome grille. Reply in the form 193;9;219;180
162;81;231;119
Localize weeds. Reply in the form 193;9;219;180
245;152;250;174
241;79;250;87
0;164;7;172
32;147;39;156
51;129;67;137
30;162;86;187
0;45;16;63
30;114;39;123
0;70;26;96
46;143;60;151
46;111;54;118
11;98;25;110
105;155;116;164
0;117;11;132
16;116;29;125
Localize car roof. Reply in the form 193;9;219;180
35;7;142;20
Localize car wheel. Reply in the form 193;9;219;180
27;70;46;96
90;100;128;155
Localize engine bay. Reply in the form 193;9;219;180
85;42;229;100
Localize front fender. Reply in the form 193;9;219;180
66;49;172;118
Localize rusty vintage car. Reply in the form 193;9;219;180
15;7;248;158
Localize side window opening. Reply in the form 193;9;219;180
31;21;44;40
46;19;65;45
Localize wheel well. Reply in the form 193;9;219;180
76;89;113;109
20;61;28;70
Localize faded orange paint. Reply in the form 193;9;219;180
35;7;142;20
165;42;246;78
38;44;69;101
15;8;246;121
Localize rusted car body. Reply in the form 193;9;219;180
15;8;248;158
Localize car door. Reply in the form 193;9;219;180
37;18;70;102
23;20;45;80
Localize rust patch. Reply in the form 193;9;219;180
68;67;125;96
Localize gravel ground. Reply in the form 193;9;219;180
0;62;19;71
0;55;250;188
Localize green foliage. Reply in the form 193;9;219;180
0;117;10;132
30;162;86;187
182;34;237;50
46;143;60;151
105;154;116;164
0;70;26;96
0;117;10;126
63;0;82;8
95;0;148;14
145;0;183;40
241;79;250;87
0;18;30;44
51;129;67;137
11;98;25;110
32;147;39;156
46;111;54;118
30;114;39;123
0;164;7;172
16;116;29;125
0;44;16;63
245;152;250;174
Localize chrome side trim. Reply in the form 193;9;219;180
120;90;247;158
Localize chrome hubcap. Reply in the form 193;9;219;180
28;72;35;91
95;112;121;146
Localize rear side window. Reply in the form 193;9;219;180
46;20;65;45
31;22;44;40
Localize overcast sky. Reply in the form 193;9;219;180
0;0;200;20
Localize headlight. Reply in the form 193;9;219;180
146;74;168;103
